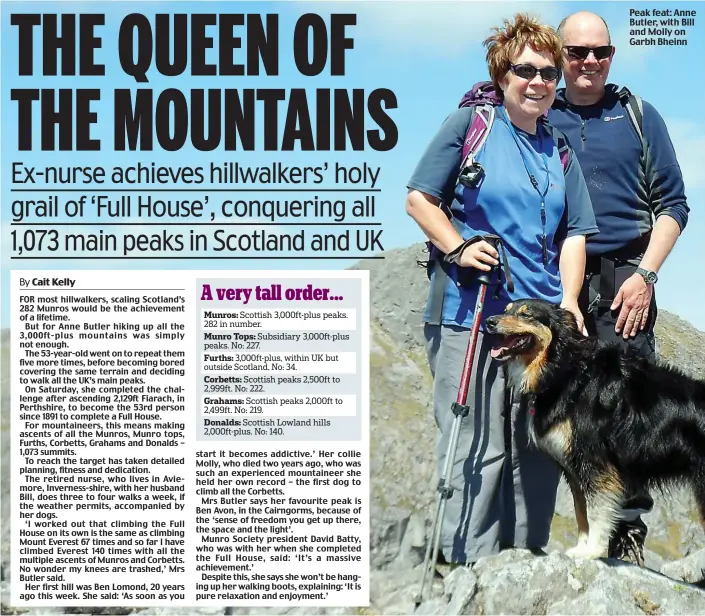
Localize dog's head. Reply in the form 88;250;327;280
485;299;580;392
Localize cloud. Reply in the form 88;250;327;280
293;1;565;56
609;25;656;73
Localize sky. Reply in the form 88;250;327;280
2;0;704;330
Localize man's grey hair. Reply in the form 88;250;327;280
557;13;612;44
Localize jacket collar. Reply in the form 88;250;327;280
553;83;620;109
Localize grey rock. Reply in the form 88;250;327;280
370;567;420;611
371;565;478;615
223;609;346;616
64;608;137;615
373;580;421;615
412;598;448;615
547;574;645;615
469;551;586;615
442;549;705;616
139;609;227;615
370;510;413;571
661;548;705;584
392;513;426;570
608;564;705;615
442;567;478;614
1;581;66;615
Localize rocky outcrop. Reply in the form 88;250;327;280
373;549;705;615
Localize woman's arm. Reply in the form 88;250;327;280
406;189;499;271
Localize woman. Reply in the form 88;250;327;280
406;14;598;564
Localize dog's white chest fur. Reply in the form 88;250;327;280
535;420;571;466
506;359;527;392
507;359;572;464
506;359;571;464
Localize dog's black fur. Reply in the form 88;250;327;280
485;299;705;559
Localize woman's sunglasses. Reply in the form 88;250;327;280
564;45;614;61
509;64;561;82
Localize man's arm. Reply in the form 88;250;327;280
612;100;688;338
612;215;681;336
639;215;682;273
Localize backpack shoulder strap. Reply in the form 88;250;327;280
555;132;571;174
461;104;495;166
456;81;502;186
617;86;644;144
542;120;571;174
425;98;497;325
617;85;654;213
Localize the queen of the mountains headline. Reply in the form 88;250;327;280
9;13;399;152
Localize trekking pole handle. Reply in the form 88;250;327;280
443;233;514;292
475;235;500;286
443;234;498;286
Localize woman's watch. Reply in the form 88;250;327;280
636;267;658;285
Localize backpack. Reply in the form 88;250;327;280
420;81;573;323
614;86;650;210
421;81;573;244
614;86;646;149
457;81;572;191
425;82;644;249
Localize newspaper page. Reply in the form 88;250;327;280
2;1;705;615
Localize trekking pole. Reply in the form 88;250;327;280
415;237;505;606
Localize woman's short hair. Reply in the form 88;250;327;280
484;14;562;97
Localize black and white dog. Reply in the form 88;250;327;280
486;299;705;560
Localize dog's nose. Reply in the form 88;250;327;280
485;316;498;333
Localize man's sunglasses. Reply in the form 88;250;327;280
564;45;614;61
509;64;561;82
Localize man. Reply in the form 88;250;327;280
548;11;689;566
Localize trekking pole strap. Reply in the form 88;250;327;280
492;236;514;294
426;232;514;324
443;236;479;264
443;233;514;293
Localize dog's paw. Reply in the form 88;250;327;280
565;545;605;560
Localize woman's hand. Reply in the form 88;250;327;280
457;240;499;271
561;297;588;336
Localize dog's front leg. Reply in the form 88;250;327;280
566;469;623;560
565;477;589;550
